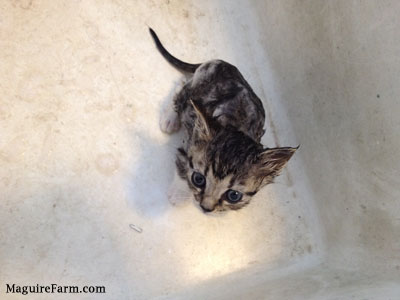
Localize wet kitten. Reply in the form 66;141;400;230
150;28;298;212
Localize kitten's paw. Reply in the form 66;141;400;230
160;107;180;134
174;78;186;93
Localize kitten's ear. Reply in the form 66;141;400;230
257;146;298;178
190;99;211;139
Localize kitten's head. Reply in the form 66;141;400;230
176;101;297;212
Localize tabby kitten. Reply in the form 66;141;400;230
150;28;297;212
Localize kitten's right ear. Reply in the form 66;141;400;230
257;146;298;181
190;99;211;140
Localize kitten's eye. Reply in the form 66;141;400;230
191;172;206;188
226;189;243;203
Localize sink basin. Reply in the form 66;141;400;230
1;1;399;299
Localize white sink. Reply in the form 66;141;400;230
0;1;399;299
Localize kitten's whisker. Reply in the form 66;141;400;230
170;198;190;201
169;195;191;199
168;187;188;193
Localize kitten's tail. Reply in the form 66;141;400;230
149;28;201;73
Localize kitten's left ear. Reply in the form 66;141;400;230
258;146;298;177
190;99;212;139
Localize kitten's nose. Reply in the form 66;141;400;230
200;205;214;213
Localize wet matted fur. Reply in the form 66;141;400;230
150;28;298;212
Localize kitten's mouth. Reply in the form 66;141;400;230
194;194;226;213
